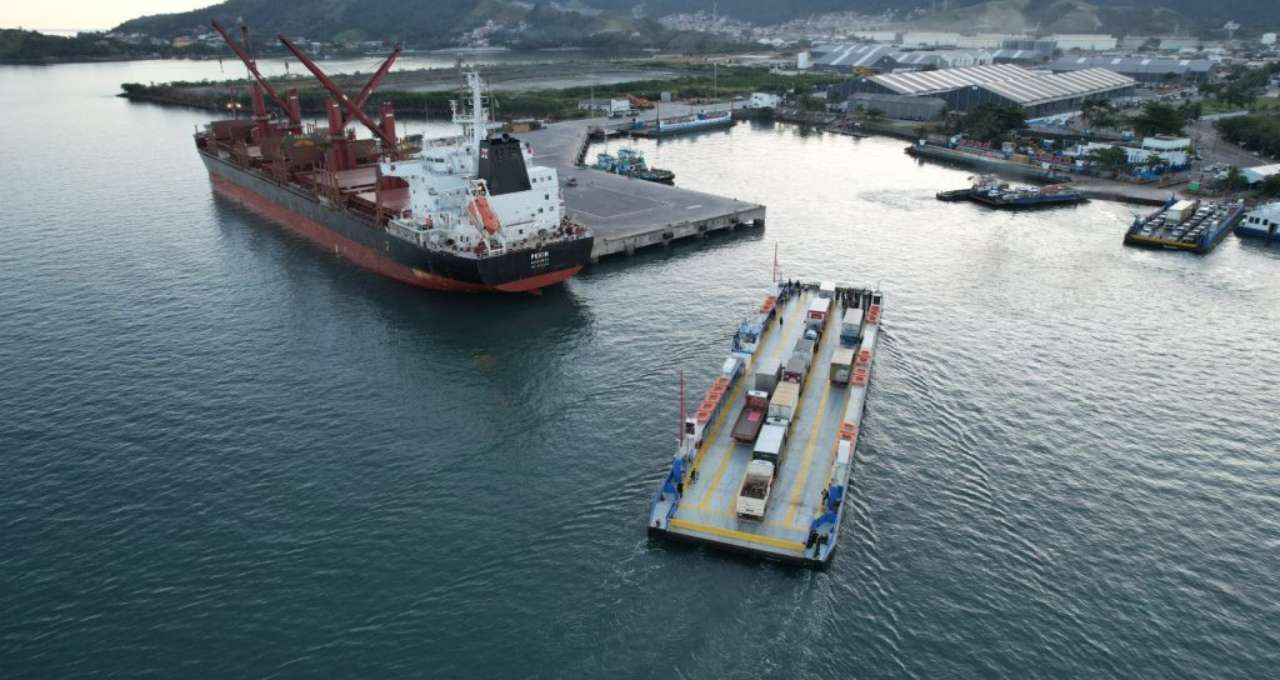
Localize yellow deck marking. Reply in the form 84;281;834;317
669;518;805;553
802;389;853;527
782;359;835;526
695;296;806;510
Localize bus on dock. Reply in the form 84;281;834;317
648;282;884;567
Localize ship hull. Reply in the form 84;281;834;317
202;152;592;293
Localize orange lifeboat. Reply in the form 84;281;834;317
467;195;502;234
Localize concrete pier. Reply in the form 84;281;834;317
520;108;766;260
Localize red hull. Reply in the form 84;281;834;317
210;174;582;293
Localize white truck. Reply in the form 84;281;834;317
839;308;861;347
806;296;831;333
606;98;633;117
737;423;787;520
830;347;855;384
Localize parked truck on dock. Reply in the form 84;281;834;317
737;423;787;520
732;391;771;443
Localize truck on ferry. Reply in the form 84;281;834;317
737;423;787;520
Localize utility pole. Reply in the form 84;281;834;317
711;0;718;102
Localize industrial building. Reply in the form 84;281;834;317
989;49;1045;65
1050;55;1213;83
831;64;1136;117
810;44;993;73
846;92;946;121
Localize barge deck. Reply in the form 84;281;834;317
648;283;883;567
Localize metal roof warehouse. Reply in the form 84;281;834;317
1050;55;1213;82
830;64;1136;117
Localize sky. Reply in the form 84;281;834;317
1;1;214;32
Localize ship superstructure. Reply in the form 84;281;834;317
196;22;591;293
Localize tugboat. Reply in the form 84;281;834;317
941;175;1086;209
593;148;675;184
196;21;592;293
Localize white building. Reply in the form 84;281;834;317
1262;33;1277;46
1053;34;1118;51
901;32;961;47
1082;140;1189;167
850;31;898;44
1242;164;1280;185
797;50;812;70
954;34;1023;49
747;92;783;109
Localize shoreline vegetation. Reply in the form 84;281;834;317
119;64;842;121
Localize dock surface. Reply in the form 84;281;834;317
649;286;883;566
520;108;765;260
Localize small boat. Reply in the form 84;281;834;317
594;148;675;185
935;188;972;201
1235;202;1280;243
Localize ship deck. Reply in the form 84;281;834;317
518;110;765;260
649;286;883;566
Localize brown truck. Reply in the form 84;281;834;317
731;390;771;443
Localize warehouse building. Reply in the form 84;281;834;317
830;64;1136;117
846;92;947;121
989;49;1044;65
1050;55;1213;83
811;44;993;73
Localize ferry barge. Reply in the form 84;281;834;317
1124;197;1245;254
648;281;884;567
938;176;1085;208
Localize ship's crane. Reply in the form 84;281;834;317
277;34;400;151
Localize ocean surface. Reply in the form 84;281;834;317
2;61;1278;679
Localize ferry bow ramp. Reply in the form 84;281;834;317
649;282;884;566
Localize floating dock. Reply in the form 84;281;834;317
1124;197;1245;254
520;118;765;260
648;283;884;567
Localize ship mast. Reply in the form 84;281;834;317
452;72;498;165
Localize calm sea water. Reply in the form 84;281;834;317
2;62;1279;679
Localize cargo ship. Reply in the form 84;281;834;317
1235;203;1280;243
939;175;1085;208
198;22;592;293
649;281;884;566
1124;197;1245;254
592;148;675;184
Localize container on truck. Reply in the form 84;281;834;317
839;308;861;347
607;98;633;117
783;356;807;384
732;390;771;443
806;296;831;331
754;358;782;394
768;382;800;422
830;347;855;384
736;423;787;520
793;337;815;363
